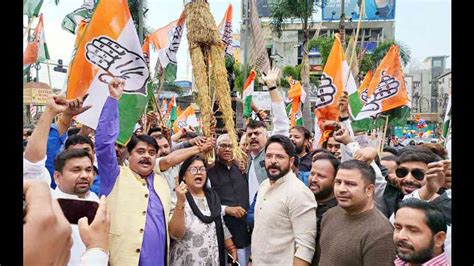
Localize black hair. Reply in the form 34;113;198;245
67;127;81;137
398;146;442;165
290;126;311;140
383;146;398;156
65;134;95;150
246;120;266;131
312;152;340;175
265;135;297;158
381;155;400;164
339;160;376;185
126;134;159;153
147;127;162;136
311;148;330;159
54;149;93;173
397;198;448;234
178;155;208;183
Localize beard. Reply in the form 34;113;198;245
265;163;291;181
295;143;304;154
396;238;435;264
314;185;334;201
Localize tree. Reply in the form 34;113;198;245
269;0;322;131
307;35;335;66
359;40;411;74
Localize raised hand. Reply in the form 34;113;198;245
62;94;92;117
338;91;349;118
85;36;149;95
175;181;188;206
333;127;353;145
260;66;280;88
108;78;125;100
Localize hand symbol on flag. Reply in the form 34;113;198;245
360;88;369;103
86;36;149;96
315;74;336;109
373;71;399;101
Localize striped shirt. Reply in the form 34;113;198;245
394;251;449;266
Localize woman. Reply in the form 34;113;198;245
169;155;238;265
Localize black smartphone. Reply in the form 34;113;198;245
227;254;240;266
57;198;99;225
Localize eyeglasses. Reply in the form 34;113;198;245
187;166;207;174
395;167;425;181
218;144;232;150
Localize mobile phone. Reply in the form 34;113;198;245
227;254;240;266
57;198;99;225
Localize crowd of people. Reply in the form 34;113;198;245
23;67;451;265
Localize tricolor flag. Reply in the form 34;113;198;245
217;3;233;57
173;106;199;134
142;35;151;65
150;12;186;83
24;14;50;76
287;76;306;127
350;70;374;132
356;45;409;120
161;98;169;117
167;96;178;127
242;69;256;118
24;0;44;18
177;105;183;117
67;0;150;145
61;0;96;34
314;35;346;141
442;93;451;139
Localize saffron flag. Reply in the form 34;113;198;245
287;77;306;127
356;45;409;120
150;12;185;83
173;106;199;134
67;0;150;145
217;3;233;57
242;69;256;118
24;14;50;76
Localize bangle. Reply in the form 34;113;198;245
268;86;277;91
339;116;349;122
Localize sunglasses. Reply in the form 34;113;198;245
395;167;425;181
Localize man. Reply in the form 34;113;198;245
325;136;341;160
63;134;101;195
245;67;290;207
115;142;129;166
252;135;317;265
319;160;396;265
289;126;313;185
393;199;449;265
382;146;399;158
23;94;100;265
208;134;251;266
96;78;213;265
308;153;340;265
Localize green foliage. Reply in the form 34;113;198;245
359;40;411;73
269;0;319;38
308;36;334;66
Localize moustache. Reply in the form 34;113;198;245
396;240;414;251
401;180;422;188
139;158;152;165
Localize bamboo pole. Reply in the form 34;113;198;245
379;115;389;154
345;0;365;87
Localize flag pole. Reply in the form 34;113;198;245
379;114;389;154
345;0;365;87
46;60;53;91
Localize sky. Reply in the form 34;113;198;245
24;0;451;90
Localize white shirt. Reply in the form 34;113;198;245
248;153;259;205
23;156;106;266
